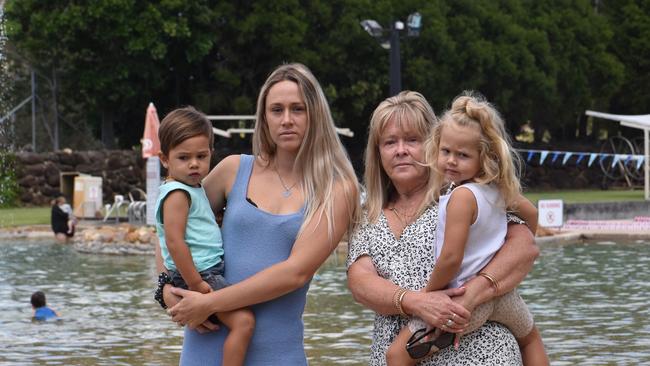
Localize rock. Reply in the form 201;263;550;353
24;163;45;175
18;175;36;187
57;151;78;166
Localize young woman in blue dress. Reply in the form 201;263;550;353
156;63;360;365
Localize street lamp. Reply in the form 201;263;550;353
360;12;422;96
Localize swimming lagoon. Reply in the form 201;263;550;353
1;239;649;365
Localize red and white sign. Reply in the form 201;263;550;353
538;199;563;228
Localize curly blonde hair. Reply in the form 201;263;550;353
426;91;522;208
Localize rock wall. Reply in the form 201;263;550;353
13;146;624;207
15;150;145;206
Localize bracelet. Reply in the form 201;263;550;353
154;272;173;309
477;272;500;295
392;287;408;317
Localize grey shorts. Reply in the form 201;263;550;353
169;261;229;291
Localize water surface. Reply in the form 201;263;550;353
1;239;649;365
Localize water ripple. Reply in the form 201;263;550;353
1;239;650;364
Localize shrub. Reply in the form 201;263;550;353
0;150;19;207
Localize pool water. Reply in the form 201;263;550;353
1;239;649;365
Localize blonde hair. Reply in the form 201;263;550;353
252;63;359;238
427;91;522;208
363;91;437;223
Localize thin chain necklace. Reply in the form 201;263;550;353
390;205;418;226
274;166;298;197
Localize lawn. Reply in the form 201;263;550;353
0;189;646;227
0;206;51;228
0;205;127;228
523;189;645;204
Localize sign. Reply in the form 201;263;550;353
538;199;564;228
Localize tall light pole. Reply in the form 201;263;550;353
361;12;422;96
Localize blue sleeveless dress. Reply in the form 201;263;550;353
180;154;309;366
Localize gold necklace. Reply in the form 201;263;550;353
390;206;417;226
274;166;298;197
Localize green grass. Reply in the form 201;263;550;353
524;189;645;204
0;206;51;228
0;205;128;228
0;189;646;227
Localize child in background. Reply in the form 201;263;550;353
155;106;254;366
58;197;77;235
31;291;60;321
386;92;549;365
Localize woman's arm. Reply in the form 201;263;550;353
453;224;539;311
347;256;469;332
513;194;538;234
168;182;354;328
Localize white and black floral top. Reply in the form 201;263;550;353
347;205;523;366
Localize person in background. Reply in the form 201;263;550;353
50;195;73;243
58;197;77;235
31;291;60;322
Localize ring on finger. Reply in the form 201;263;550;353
451;313;457;321
446;319;454;327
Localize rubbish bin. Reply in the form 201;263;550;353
73;176;103;218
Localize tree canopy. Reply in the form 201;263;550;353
3;0;642;150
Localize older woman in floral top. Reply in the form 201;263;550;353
347;91;539;365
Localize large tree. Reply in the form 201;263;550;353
5;0;220;148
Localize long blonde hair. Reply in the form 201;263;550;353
363;91;437;223
252;63;359;238
427;92;522;208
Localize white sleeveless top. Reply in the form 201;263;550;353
435;183;507;289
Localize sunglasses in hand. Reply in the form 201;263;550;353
406;327;455;359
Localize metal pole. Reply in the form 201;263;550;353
643;129;650;201
389;23;401;96
31;69;36;151
53;68;59;151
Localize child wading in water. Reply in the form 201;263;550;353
386;92;549;365
155;107;255;366
31;291;60;321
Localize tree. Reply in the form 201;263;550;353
0;7;13;149
604;0;650;117
5;0;220;148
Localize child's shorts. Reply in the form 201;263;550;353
169;262;228;324
169;261;229;291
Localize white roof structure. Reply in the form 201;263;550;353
207;115;354;138
585;110;650;200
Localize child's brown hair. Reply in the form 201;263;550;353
158;106;213;155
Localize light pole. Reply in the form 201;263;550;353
361;12;422;96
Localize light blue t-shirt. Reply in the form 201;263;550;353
155;181;224;272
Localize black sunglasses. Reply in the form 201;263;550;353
406;327;455;359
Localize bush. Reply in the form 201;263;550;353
0;150;19;207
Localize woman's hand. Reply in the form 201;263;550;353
402;288;470;333
164;285;219;333
167;287;217;330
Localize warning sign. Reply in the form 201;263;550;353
538;199;563;228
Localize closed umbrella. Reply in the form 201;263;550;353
142;102;161;158
142;102;161;225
